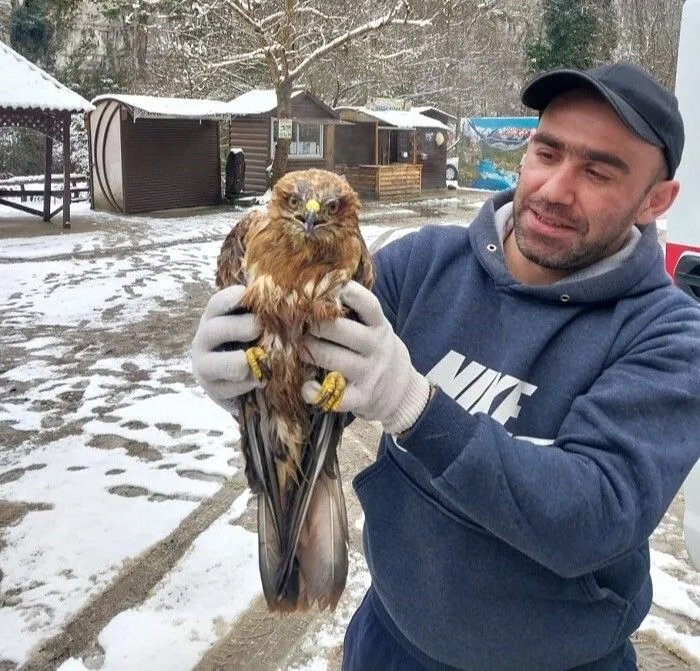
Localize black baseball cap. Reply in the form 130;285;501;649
521;63;684;178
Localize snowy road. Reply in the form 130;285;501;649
0;197;698;670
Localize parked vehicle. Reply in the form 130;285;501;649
446;156;459;181
668;0;700;571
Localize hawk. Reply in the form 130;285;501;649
216;169;374;612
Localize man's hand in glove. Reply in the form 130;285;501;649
191;285;264;412
301;281;431;435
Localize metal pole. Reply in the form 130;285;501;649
63;114;71;229
374;122;379;165
43;135;52;221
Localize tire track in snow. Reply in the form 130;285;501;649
20;471;249;671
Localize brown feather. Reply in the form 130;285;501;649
216;169;373;612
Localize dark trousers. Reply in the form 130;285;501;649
342;588;638;671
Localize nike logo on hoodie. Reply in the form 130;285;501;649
427;350;554;445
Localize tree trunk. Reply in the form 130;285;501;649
270;82;293;186
134;12;149;83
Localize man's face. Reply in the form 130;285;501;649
512;91;668;281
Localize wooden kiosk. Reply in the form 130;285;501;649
333;103;450;199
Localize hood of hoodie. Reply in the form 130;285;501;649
470;190;671;304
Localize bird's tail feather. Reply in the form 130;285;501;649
258;493;301;610
275;411;348;610
243;390;348;612
295;449;349;610
241;391;292;609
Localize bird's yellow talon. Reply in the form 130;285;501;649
313;371;346;412
245;346;270;381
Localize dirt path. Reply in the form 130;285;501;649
635;629;696;669
193;421;379;671
15;413;698;670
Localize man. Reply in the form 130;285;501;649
192;63;700;670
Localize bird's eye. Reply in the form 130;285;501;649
288;194;299;208
326;200;339;215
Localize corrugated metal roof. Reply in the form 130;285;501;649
228;89;303;116
413;105;458;122
335;106;450;130
0;40;93;113
91;94;232;120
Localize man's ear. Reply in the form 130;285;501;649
636;180;680;224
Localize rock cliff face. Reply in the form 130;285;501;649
0;1;11;43
48;1;121;71
0;1;130;78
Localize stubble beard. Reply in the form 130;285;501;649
511;193;639;273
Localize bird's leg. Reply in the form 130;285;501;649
245;346;271;381
313;371;346;412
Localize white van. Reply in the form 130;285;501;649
667;0;700;570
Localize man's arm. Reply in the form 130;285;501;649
398;304;700;578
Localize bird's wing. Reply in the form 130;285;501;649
277;408;349;610
215;209;296;603
215;208;267;289
215;207;278;546
352;231;376;290
239;389;288;605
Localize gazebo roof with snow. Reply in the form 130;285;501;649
0;39;94;227
0;40;93;113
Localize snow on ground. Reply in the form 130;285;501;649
1;248;202;328
60;491;260;671
0;202;261;667
0;343;240;665
0;200;238;261
0;196;697;670
649;550;700;621
639;615;700;661
283;550;372;671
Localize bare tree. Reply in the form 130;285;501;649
298;0;535;123
614;0;683;89
34;0;539;137
208;0;434;182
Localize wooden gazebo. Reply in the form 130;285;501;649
0;40;94;227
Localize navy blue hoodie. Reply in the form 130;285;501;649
355;190;700;670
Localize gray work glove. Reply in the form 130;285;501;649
191;285;264;412
301;281;431;435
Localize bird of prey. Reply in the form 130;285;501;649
215;169;374;612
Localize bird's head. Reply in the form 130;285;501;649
269;169;361;237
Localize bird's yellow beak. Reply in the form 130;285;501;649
302;199;321;230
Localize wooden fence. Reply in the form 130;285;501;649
0;173;90;202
